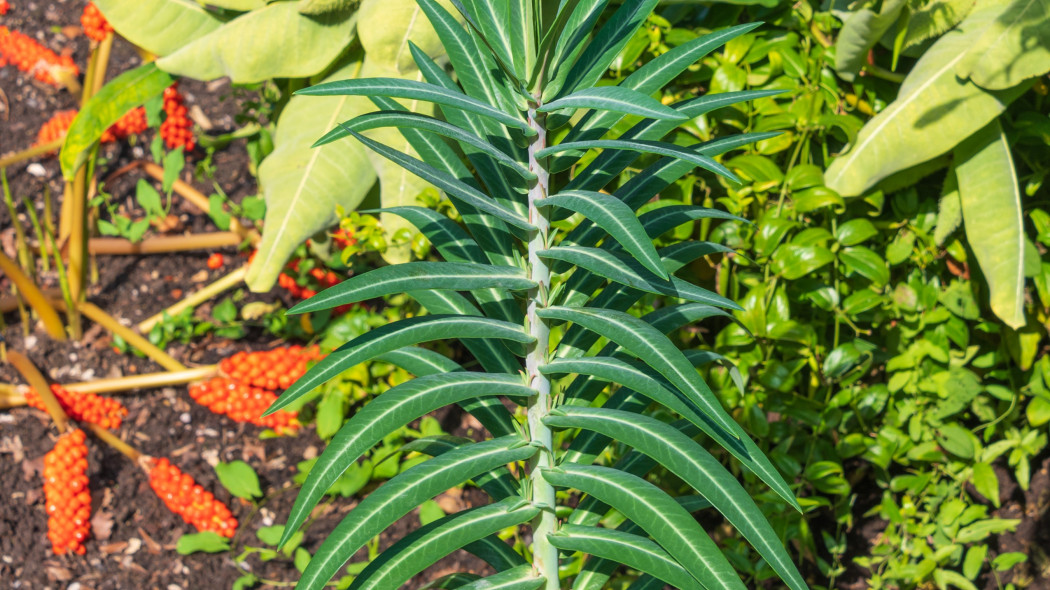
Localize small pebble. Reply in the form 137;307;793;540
168;585;183;590
67;583;81;590
26;163;46;177
179;413;191;424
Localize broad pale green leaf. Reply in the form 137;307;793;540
60;64;173;179
834;0;907;81
538;139;739;183
537;246;738;308
290;262;534;313
205;0;264;10
277;373;535;548
550;525;703;590
347;130;535;231
317;111;534;180
299;0;356;15
246;57;375;291
955;120;1025;329
348;498;538;590
544;465;746;590
454;566;545;590
299;436;535;590
537;306;739;437
538;191;666;278
156;2;356;82
824;1;1029;197
540;86;687;121
546;408;807;590
957;0;1050;90
93;0;222;56
298;78;533;135
267;315;533;414
357;0;450;74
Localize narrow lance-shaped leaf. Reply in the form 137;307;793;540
278;373;536;548
544;465;747;590
267;315;533;414
454;566;545;590
347;130;535;231
297;77;534;135
538;191;667;278
539;139;740;183
548;0;659;101
538;246;739;309
348;498;538;590
399;435;523;500
537;306;739;438
374;346;518;439
545;407;808;590
290;262;534;313
548;525;704;590
540;86;688;121
299;436;536;590
61;64;173;179
316;111;535;181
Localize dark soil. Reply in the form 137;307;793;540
1;2;494;589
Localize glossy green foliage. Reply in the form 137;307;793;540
272;2;802;590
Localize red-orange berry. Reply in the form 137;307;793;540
80;3;112;42
160;84;195;151
43;429;91;555
207;253;224;270
147;458;237;537
0;26;79;86
25;384;128;430
0;1;11;15
219;346;324;391
100;106;147;143
189;376;300;434
35;109;77;149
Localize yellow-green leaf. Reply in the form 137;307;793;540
954;120;1025;329
60;64;173;180
824;2;1028;197
156;2;357;83
356;0;453;74
94;0;222;56
957;0;1050;90
246;56;376;291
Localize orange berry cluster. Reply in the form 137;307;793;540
0;26;78;86
0;1;10;16
43;429;91;555
148;458;237;537
80;2;112;42
35;109;77;146
100;107;147;143
36;107;147;149
220;345;324;391
25;384;128;430
277;262;342;301
160;84;194;151
189;377;300;434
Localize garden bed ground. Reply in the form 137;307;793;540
0;2;492;588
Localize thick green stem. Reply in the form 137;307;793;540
525;105;559;589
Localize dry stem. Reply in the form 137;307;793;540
6;350;69;432
0;251;66;340
138;265;248;333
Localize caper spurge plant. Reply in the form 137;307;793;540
269;2;807;589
